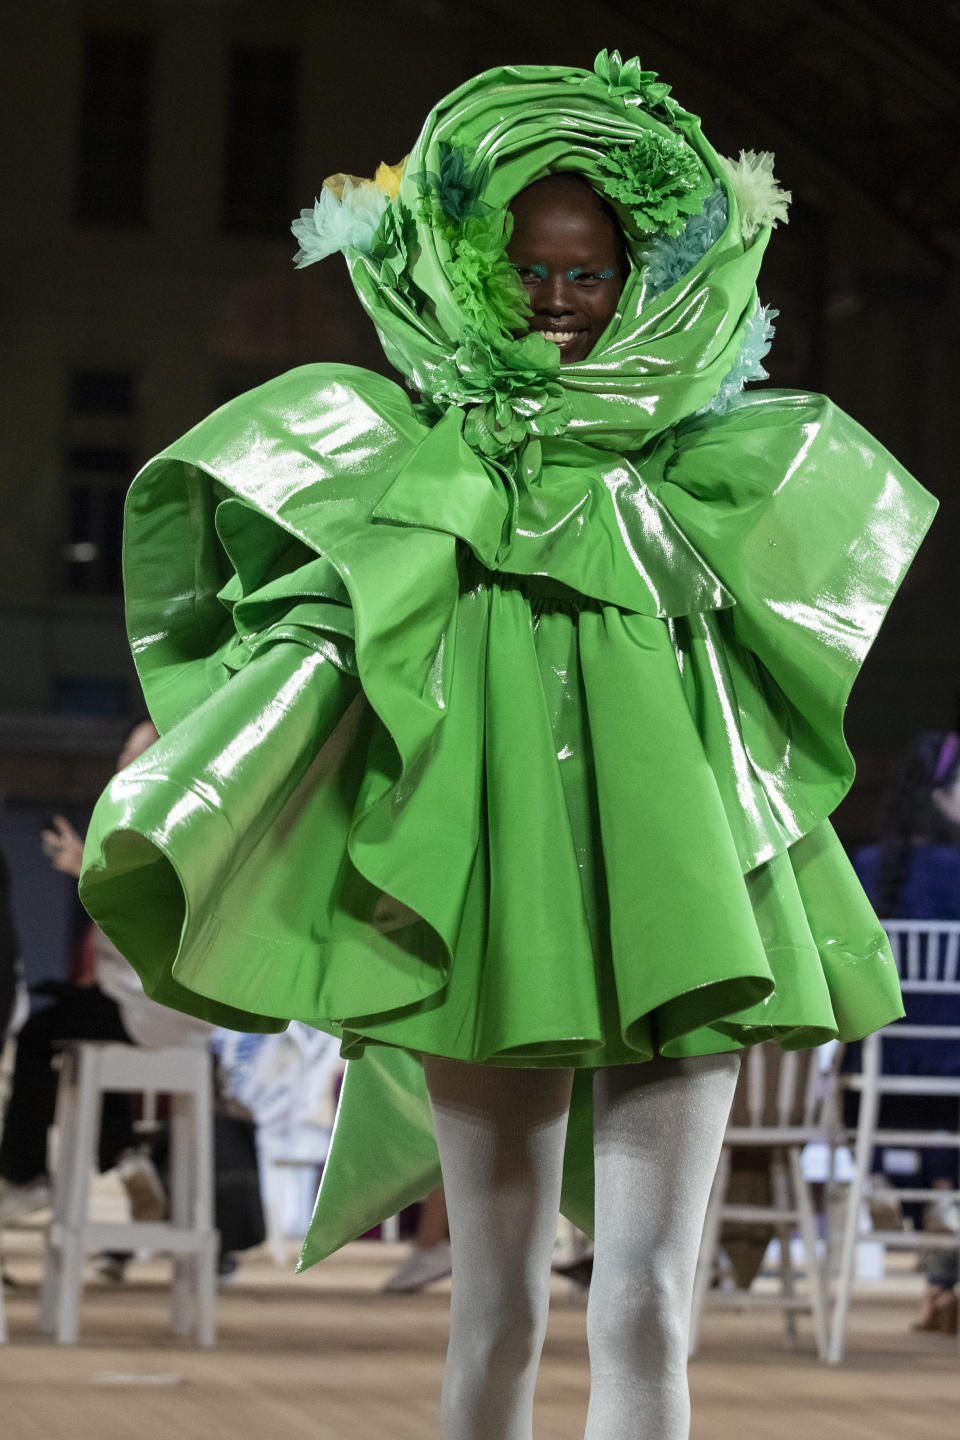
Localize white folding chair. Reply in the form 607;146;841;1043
690;1042;836;1359
828;919;960;1363
38;1041;218;1344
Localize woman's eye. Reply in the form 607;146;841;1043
512;266;546;285
510;264;616;286
574;270;615;287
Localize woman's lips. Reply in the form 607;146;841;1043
526;326;590;362
537;328;586;352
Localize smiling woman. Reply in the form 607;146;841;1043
507;174;627;363
77;51;935;1440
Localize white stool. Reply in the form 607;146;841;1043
39;1041;217;1344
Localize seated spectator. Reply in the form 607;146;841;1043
853;728;960;1334
0;848;18;1042
0;720;211;1226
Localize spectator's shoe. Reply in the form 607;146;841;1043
912;1287;959;1333
383;1241;452;1292
93;1251;131;1282
923;1194;960;1235
116;1150;168;1221
552;1251;594;1291
217;1252;240;1285
0;1177;51;1225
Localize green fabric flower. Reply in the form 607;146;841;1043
592;50;677;117
434;332;570;457
415;141;491;222
448;213;531;338
370;199;415;295
597;133;713;235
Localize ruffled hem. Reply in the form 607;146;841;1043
82;562;903;1072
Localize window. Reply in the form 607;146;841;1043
51;676;132;718
221;45;298;235
61;369;136;594
74;30;153;226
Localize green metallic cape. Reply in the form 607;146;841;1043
78;364;935;1262
78;58;936;1262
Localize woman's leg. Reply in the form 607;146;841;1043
0;985;132;1185
585;1052;740;1440
422;1055;574;1440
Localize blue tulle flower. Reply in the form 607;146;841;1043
291;180;388;268
642;182;728;298
700;300;778;416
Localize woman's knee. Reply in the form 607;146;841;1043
451;1287;551;1376
587;1265;689;1368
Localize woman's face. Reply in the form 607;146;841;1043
508;176;627;364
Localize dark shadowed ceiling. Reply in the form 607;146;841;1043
450;0;960;268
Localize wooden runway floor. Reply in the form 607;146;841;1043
1;1227;957;1439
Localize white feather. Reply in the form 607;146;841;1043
717;151;791;242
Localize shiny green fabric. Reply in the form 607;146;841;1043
78;57;936;1263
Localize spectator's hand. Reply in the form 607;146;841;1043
40;815;84;878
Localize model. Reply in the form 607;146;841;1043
79;53;935;1439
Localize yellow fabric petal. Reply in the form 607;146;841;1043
322;172;371;201
374;156;408;198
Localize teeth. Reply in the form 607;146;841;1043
542;332;578;343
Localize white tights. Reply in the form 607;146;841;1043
422;1051;739;1440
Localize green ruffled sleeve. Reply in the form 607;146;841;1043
655;389;937;869
80;364;465;1030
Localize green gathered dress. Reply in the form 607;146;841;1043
78;57;936;1264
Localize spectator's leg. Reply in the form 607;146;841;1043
0;987;130;1184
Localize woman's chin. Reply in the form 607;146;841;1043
558;339;592;364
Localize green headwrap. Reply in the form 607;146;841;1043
293;51;787;457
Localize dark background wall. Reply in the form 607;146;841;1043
2;0;958;980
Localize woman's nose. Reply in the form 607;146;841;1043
534;274;575;314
